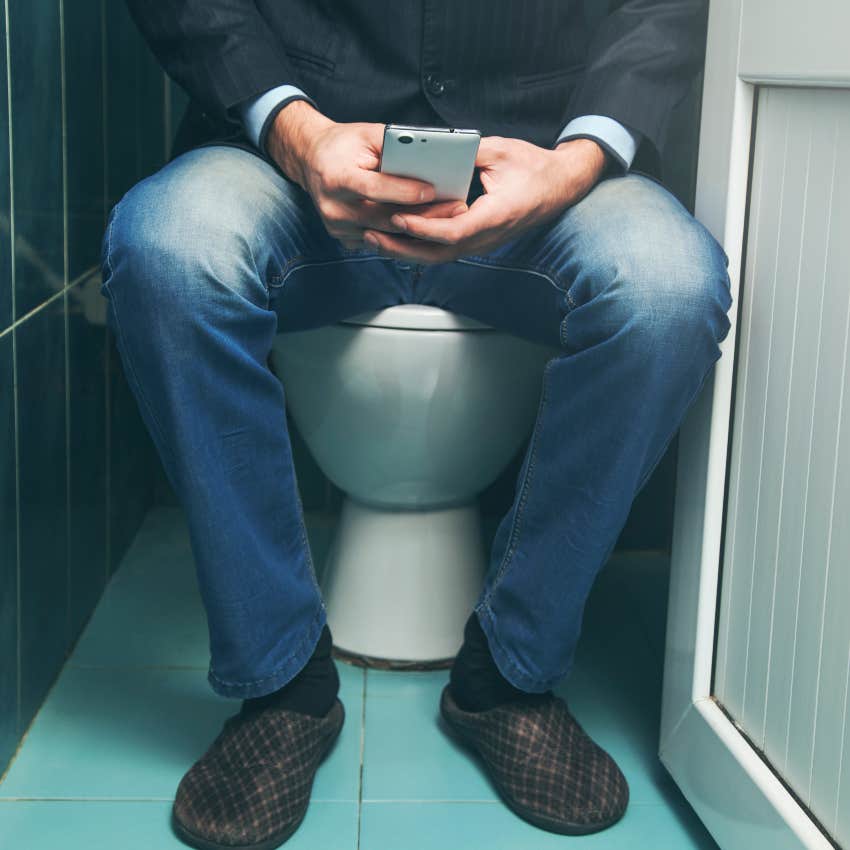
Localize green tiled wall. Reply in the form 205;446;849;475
0;0;182;776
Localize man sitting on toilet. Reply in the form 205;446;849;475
103;1;732;847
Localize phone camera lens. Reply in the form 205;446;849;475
398;135;414;144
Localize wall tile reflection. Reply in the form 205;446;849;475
68;281;108;636
8;0;64;318
0;334;17;771
16;298;67;723
104;3;137;208
105;2;165;208
0;11;11;331
65;0;105;281
108;336;157;574
136;39;167;182
0;2;173;777
168;79;189;160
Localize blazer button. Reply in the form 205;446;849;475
425;74;446;96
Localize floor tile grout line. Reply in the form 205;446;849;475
0;796;679;808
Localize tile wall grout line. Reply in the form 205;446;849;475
3;0;22;743
3;0;13;329
162;71;170;162
103;292;111;578
58;0;72;653
100;0;111;580
99;0;107;217
63;286;71;643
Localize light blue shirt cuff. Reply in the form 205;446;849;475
240;84;312;150
555;115;642;171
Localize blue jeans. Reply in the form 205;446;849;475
101;145;732;698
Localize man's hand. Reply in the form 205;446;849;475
362;136;609;264
266;101;466;249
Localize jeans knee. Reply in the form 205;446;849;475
105;185;253;308
637;240;730;345
101;149;292;316
555;173;733;353
568;215;733;361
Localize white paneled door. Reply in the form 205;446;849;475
660;2;850;849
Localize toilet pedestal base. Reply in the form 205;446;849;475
320;498;487;663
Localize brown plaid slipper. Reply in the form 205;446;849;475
172;699;344;850
440;685;628;834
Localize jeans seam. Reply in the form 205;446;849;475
455;256;567;293
291;466;324;597
102;203;178;476
635;345;725;497
103;200;118;282
476;601;567;691
270;253;394;288
456;257;577;347
483;357;554;600
106;282;179;476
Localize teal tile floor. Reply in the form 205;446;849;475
0;507;719;849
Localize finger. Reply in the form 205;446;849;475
351;199;466;233
345;169;436;205
377;199;467;229
390;194;500;244
416;201;468;219
475;136;509;168
375;199;466;219
363;230;458;264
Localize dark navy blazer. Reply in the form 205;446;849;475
126;0;709;179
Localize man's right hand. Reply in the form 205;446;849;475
266;101;465;249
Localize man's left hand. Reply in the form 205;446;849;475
362;137;609;264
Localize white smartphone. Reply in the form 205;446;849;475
379;124;481;202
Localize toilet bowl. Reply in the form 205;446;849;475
271;304;554;663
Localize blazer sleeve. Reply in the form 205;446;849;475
561;0;709;164
125;1;297;122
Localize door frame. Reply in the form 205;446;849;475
658;1;836;848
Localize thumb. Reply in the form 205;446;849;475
357;122;386;170
475;136;506;169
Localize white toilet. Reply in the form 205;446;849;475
271;305;554;663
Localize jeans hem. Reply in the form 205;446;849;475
207;603;328;699
474;602;569;693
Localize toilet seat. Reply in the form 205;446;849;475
341;304;492;331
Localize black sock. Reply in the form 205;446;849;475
242;625;339;718
449;613;550;712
